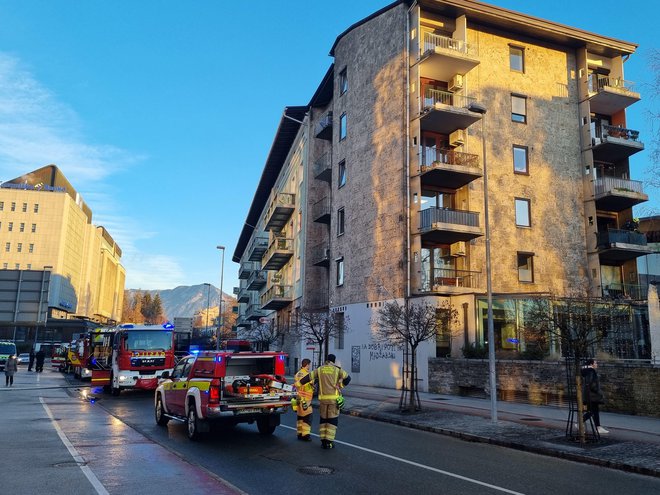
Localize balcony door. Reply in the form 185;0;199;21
601;265;623;297
421;245;455;291
421;187;455;209
421;131;449;166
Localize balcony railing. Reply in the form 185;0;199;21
603;283;648;301
423;88;476;111
264;192;295;231
247;233;269;261
312;197;331;224
261;284;294;310
246;269;267;291
238;261;259;279
422;32;479;58
589;74;636;94
313;152;332;182
246;304;267;321
597;229;647;248
421;148;480;169
594;177;644;196
420;207;479;230
315;111;333;140
262;235;294;271
310;242;330;267
421;268;482;291
600;124;641;142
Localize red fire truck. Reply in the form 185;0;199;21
90;323;176;395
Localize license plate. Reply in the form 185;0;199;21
236;408;262;415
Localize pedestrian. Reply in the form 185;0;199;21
293;358;314;441
5;353;18;386
28;347;35;372
35;349;45;373
581;358;608;434
299;354;351;449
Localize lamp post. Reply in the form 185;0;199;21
203;283;211;336
468;101;498;423
216;245;225;351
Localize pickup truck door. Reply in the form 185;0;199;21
167;357;194;416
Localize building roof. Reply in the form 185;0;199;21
233;106;308;263
330;0;637;58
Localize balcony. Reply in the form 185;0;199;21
236;315;251;328
313;152;332;182
236;287;249;304
420;148;481;188
419;207;482;244
419;268;482;294
247;233;269;261
264;192;295;231
310;242;330;267
602;283;648;301
418;32;480;81
593;176;648;212
304;288;329;311
246;303;267;321
262;236;294;271
420;89;482;134
588;75;640;115
246;269;267;291
261;284;294;310
238;261;258;280
592;124;644;162
312;197;331;224
596;229;654;262
315;111;333;140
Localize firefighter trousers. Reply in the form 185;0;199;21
318;399;340;442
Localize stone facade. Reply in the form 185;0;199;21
429;358;660;417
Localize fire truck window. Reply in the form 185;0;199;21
182;360;193;378
171;360;186;379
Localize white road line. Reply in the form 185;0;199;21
281;425;526;495
40;397;110;495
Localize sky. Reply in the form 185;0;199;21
0;0;657;295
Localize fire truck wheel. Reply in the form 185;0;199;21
155;395;169;426
111;375;120;396
257;417;277;435
187;405;203;441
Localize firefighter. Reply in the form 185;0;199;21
299;354;350;449
294;358;314;441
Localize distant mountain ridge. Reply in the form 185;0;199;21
126;284;228;321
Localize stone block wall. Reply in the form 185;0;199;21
428;358;660;417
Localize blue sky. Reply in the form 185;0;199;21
0;1;656;294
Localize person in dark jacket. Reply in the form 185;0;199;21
35;349;46;373
581;358;608;434
28;348;35;371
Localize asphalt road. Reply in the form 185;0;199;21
89;388;660;495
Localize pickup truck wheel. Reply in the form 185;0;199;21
155;395;169;426
257;417;277;435
187;405;203;441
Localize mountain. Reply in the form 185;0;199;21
126;284;229;321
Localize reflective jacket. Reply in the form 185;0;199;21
294;367;314;404
301;361;350;401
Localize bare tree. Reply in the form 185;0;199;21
522;295;630;442
243;321;283;351
373;298;457;412
291;309;348;367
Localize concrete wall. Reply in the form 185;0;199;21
429;358;660;417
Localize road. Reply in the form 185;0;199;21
79;388;659;495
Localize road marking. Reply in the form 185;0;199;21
282;425;526;495
40;397;110;495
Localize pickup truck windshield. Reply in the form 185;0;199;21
124;331;173;351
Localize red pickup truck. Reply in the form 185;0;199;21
154;350;295;440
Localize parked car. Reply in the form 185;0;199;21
17;353;31;365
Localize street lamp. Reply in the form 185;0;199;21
203;283;211;336
216;245;225;351
468;101;498;423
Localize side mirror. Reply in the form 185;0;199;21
160;371;170;379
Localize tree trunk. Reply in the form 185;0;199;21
574;360;586;444
409;344;417;412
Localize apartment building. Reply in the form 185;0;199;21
0;165;125;343
233;0;651;388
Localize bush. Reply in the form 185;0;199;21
518;345;546;360
461;343;488;359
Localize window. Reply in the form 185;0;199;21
509;46;524;72
513;146;528;174
338;160;347;188
339;68;348;95
5;243;10;252
2;263;6;269
26;264;31;269
17;243;22;253
19;223;25;232
339;113;347;140
14;263;19;269
0;201;3;211
337;207;345;236
8;222;13;232
31;224;36;233
34;204;39;213
517;252;534;282
515;198;530;227
511;94;527;123
22;203;27;212
29;244;34;253
11;202;16;211
336;257;345;286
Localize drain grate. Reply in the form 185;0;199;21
298;465;335;476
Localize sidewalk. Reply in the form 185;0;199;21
339;383;660;478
